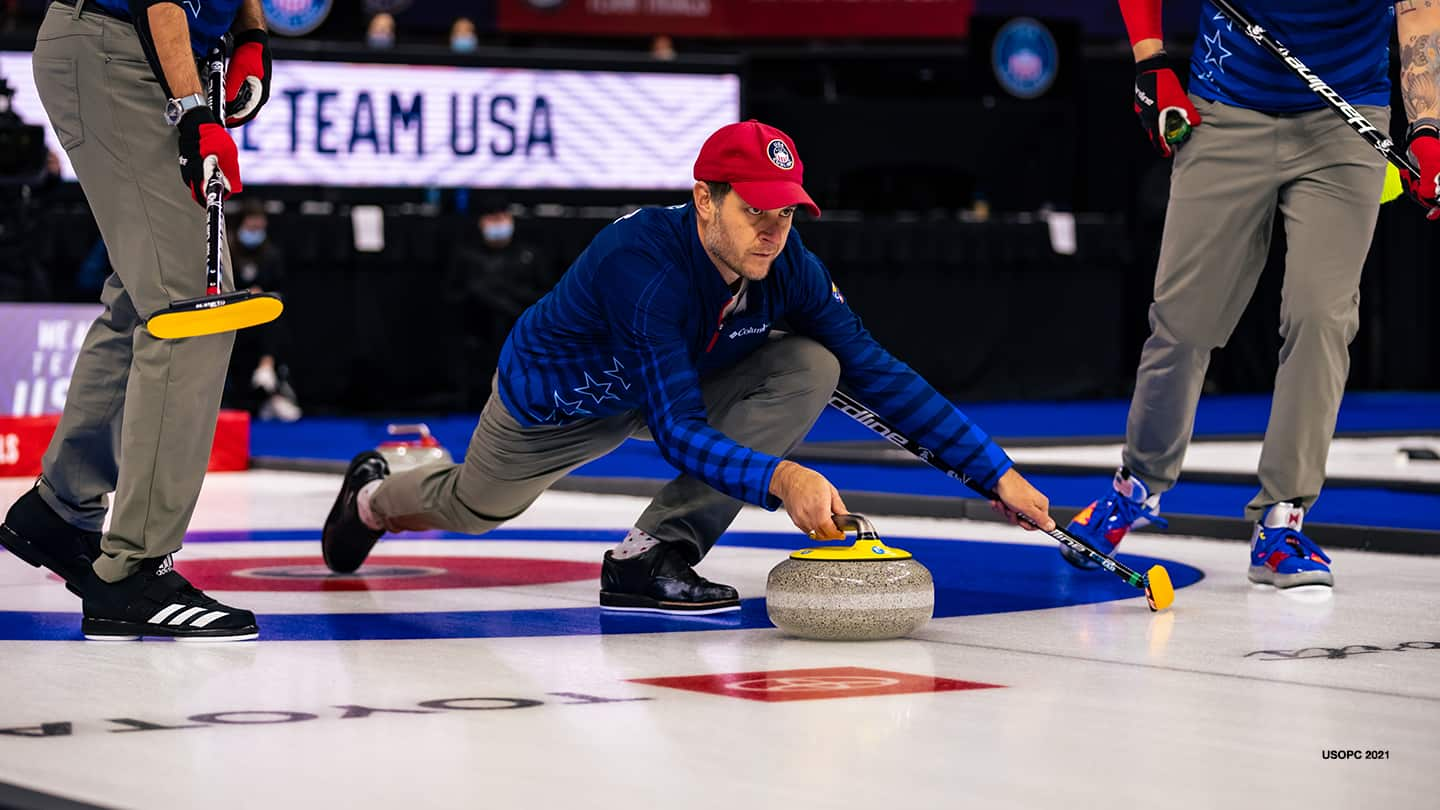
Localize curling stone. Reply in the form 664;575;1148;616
766;513;933;641
376;423;453;472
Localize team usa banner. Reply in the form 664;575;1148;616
0;303;101;419
498;0;973;38
0;53;740;190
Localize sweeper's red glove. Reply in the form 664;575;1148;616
177;107;241;205
1134;54;1201;158
1400;125;1440;221
224;28;272;127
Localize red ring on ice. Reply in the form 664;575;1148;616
175;556;601;592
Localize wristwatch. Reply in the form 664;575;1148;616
164;93;207;126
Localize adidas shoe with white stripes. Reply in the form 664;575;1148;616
80;555;258;642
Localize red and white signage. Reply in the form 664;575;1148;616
630;666;1003;702
0;411;251;478
499;0;973;39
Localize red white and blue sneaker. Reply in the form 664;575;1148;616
1061;468;1168;569
1248;501;1332;588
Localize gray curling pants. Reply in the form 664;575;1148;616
30;2;234;581
369;335;841;563
1123;95;1388;521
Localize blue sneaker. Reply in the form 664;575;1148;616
1061;469;1168;569
1249;501;1332;588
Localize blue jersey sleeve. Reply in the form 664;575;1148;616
784;248;1014;491
602;250;784;509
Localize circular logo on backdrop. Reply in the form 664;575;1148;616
263;0;333;37
992;17;1059;100
767;139;795;170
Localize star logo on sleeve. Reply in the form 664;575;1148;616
573;372;619;405
552;390;592;418
604;357;632;391
1203;30;1232;73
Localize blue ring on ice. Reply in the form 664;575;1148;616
0;528;1203;641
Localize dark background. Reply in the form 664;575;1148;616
2;0;1434;415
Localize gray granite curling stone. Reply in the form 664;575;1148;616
765;514;934;641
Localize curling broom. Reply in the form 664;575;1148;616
147;43;282;340
828;390;1175;611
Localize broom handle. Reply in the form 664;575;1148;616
1209;0;1419;176
202;43;227;295
827;389;1152;590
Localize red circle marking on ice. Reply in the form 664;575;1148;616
175;556;602;592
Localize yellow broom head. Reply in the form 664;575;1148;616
1145;564;1175;611
147;293;283;340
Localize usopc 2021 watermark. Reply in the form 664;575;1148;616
1322;750;1390;760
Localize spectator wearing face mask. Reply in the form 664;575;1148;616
444;197;556;408
366;12;395;50
226;204;301;422
450;17;477;54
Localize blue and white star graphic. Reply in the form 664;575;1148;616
552;390;591;419
603;357;632;391
1212;11;1233;32
1203;30;1232;73
573;372;619;405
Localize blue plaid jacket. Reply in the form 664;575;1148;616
496;203;1013;509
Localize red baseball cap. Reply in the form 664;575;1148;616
693;120;821;217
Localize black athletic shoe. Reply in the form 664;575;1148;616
322;451;388;574
80;555;258;642
599;542;740;614
1;486;103;596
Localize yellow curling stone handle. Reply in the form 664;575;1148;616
790;513;914;561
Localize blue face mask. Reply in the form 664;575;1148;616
483;221;514;243
237;228;266;249
452;35;478;53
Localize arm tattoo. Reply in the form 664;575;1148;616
1398;1;1436;16
1401;33;1440;121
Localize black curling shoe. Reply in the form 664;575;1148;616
0;486;102;596
322;451;389;574
81;555;258;642
600;542;740;615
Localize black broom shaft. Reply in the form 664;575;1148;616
203;46;226;294
1208;0;1420;175
825;390;1149;588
